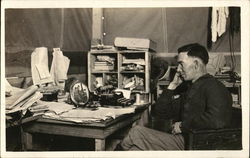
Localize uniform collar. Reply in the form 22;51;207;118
192;73;212;84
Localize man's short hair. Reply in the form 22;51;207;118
177;43;209;65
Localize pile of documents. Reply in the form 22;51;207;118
28;100;75;116
5;79;135;123
42;106;135;123
94;55;115;71
5;79;42;114
24;100;135;123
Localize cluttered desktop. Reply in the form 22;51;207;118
5;37;155;151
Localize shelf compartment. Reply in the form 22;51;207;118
121;63;145;72
103;73;118;89
120;73;145;91
90;53;118;72
89;73;103;91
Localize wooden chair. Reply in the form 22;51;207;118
185;107;242;150
149;107;242;150
185;127;242;150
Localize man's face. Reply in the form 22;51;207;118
177;52;196;81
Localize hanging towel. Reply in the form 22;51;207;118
31;47;53;85
211;7;229;42
50;48;70;89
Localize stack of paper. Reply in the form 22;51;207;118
5;83;42;114
42;106;135;123
28;100;75;117
35;101;74;114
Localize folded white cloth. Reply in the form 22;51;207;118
50;48;70;89
211;7;229;42
31;47;53;85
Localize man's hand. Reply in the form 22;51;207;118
168;71;183;90
171;121;182;134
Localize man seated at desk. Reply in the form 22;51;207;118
116;43;232;150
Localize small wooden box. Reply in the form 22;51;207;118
114;37;157;52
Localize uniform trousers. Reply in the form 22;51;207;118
120;125;185;150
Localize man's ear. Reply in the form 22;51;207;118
193;59;199;69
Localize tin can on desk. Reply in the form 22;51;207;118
132;92;150;105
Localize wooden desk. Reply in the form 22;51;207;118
21;105;148;151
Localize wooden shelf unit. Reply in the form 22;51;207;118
88;49;153;94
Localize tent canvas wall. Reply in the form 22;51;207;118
5;7;240;82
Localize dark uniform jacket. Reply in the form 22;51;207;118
153;74;232;132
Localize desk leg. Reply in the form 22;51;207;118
95;139;105;151
21;128;33;151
